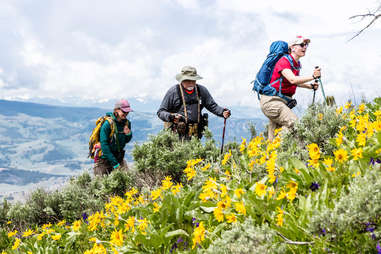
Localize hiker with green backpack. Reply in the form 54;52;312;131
157;66;231;140
253;36;321;140
89;99;133;176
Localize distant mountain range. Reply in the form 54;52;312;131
0;99;266;199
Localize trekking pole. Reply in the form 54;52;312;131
312;66;318;105
318;77;326;103
220;118;227;154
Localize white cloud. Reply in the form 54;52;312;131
0;0;380;112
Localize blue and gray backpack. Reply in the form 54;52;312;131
252;41;300;102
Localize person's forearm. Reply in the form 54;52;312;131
289;75;314;85
297;82;313;88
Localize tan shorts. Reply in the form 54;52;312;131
260;95;297;139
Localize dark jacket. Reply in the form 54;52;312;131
157;84;225;123
99;112;132;166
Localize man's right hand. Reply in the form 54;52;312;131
171;113;183;124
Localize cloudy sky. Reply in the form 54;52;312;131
0;0;380;112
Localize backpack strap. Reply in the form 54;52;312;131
105;116;121;153
177;84;201;124
178;84;188;123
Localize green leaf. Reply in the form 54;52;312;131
165;229;189;238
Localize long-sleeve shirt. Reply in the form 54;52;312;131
157;84;225;123
99;112;132;166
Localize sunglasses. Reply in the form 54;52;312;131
298;43;309;48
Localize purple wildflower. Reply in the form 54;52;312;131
170;243;178;253
310;182;320;191
377;242;381;254
82;212;88;222
370;158;381;165
177;237;184;243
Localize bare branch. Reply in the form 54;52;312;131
349;3;381;41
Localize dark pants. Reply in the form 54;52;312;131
93;151;127;176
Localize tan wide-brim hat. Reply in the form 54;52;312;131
175;66;203;83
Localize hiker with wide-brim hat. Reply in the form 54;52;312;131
260;36;321;140
157;66;231;139
93;99;133;176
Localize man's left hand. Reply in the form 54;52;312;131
223;110;231;119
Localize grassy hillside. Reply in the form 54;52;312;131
0;98;380;253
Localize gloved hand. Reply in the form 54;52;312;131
113;163;121;170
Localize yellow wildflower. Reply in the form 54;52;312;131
57;220;66;227
213;207;224;222
351;148;363;160
344;101;352;109
234;201;246;216
226;213;237;223
318;113;323;121
234;188;245;199
220;184;228;198
239;138;247;152
307;143;320;160
7;221;11;224
51;234;61;241
255;182;267;197
335;132;343;147
137;218;148;235
125;216;135;232
276;190;287;200
110;229;124;247
151;188;162;201
352;171;361;177
287;188;297;201
308;159;320;169
222;150;232;165
37;232;45;241
161;176;173;190
153;202;161;213
12;238;21;250
356;132;366;147
72;220;81;232
22;229;34;237
192;222;206;249
183;166;196;181
171;183;183;195
42;223;52;230
274;128;282;136
7;230;17;238
323;158;333;167
201;163;211;171
336;106;343;115
358;103;365;113
334;148;348;163
267;186;275;199
187;158;203;167
276;207;284;227
326;166;336;172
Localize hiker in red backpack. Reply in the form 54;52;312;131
260;36;321;140
93;99;133;176
157;66;231;139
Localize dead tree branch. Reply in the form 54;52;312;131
348;3;381;40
